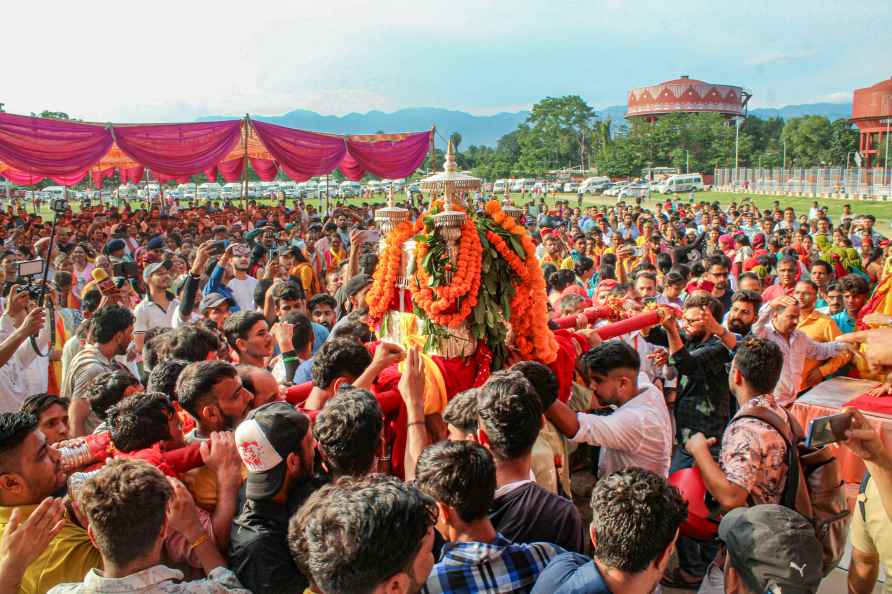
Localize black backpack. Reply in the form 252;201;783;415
734;406;851;576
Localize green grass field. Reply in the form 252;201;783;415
577;190;892;229
23;189;892;231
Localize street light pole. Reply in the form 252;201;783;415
685;150;689;174
734;117;742;186
885;118;891;190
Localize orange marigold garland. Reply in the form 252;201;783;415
413;214;483;327
485;230;527;279
367;197;557;364
365;220;417;326
483;200;558;364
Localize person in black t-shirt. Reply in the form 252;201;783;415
229;402;320;594
476;370;585;553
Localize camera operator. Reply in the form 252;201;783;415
0;285;51;411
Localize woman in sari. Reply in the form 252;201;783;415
289;247;322;298
821;229;861;277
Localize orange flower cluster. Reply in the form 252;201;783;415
485;200;558;363
414;216;483;327
365;220;418;326
485;230;526;279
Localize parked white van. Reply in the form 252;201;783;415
655;173;704;194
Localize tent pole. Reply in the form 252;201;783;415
242;114;249;210
429;125;436;206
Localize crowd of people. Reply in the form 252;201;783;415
0;190;890;594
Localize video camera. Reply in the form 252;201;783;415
14;259;45;301
50;197;68;215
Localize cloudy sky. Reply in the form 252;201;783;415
2;0;889;122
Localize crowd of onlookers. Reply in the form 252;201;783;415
0;192;890;593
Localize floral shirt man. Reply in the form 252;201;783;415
48;566;249;594
720;394;789;505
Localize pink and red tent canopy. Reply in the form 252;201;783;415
0;112;432;187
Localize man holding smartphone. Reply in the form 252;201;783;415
682;337;791;592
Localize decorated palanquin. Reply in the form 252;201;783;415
365;141;558;417
364;142;678;476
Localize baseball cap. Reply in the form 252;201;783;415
235;402;311;500
142;259;172;283
103;238;126;255
719;505;822;594
199;292;234;313
147;236;165;251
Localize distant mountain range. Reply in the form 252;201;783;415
593;102;854;126
201;102;853;148
200;108;529;149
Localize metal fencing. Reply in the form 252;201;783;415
713;167;892;199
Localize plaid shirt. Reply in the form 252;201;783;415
651;330;733;444
423;533;564;594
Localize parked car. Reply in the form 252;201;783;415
603;182;630;197
563;182;578;193
618;182;650;199
580;176;611;194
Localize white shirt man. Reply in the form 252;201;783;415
0;309;51;412
545;341;674;479
227;276;258;312
570;373;673;477
753;298;850;405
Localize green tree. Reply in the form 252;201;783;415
781;116;833;167
521;95;596;172
828;118;859;166
33;110;71;120
449;131;462;153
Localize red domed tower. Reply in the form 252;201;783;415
626;75;751;122
852;77;892;168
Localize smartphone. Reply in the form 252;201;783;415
209;240;226;256
805;413;853;449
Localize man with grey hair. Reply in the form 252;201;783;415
753;295;851;405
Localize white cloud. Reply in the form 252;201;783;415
0;0;889;121
745;49;816;67
819;91;852;104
